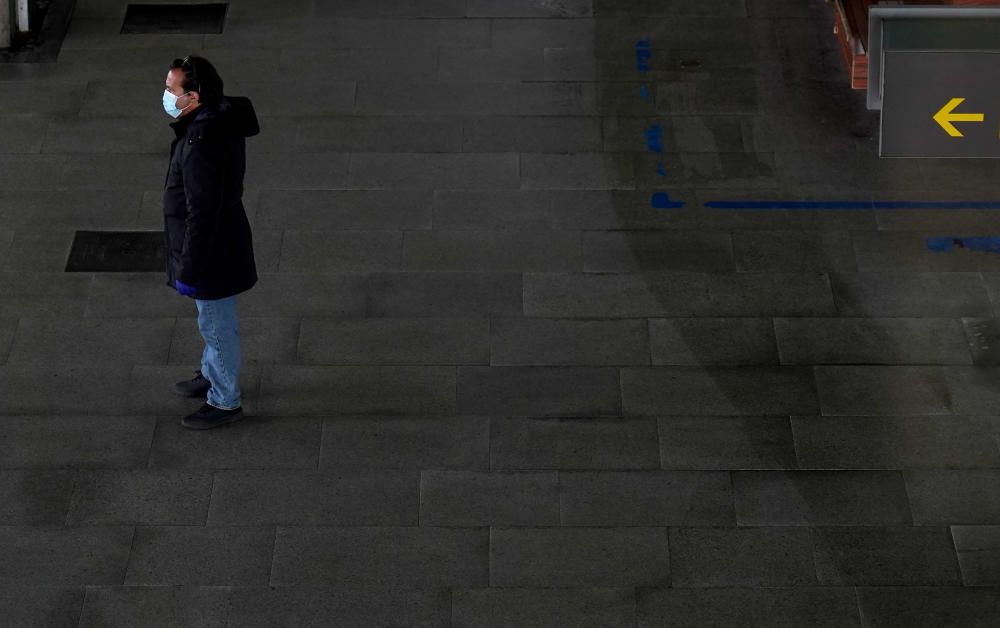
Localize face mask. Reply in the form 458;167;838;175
162;89;190;118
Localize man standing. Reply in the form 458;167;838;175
162;55;260;430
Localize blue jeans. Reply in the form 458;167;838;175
195;295;241;410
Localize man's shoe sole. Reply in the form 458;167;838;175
181;411;244;430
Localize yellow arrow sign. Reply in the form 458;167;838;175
933;98;985;137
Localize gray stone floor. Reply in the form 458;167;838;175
1;0;1000;625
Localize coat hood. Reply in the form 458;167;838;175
169;95;260;139
216;96;260;138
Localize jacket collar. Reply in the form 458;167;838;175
169;104;216;138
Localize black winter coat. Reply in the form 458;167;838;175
163;96;259;300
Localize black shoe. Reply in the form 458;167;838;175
175;370;211;398
181;402;244;430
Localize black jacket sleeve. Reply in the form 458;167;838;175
177;130;226;285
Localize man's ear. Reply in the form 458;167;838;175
187;90;201;104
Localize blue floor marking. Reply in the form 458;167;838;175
645;124;664;153
704;200;1000;210
636;39;684;208
927;236;1000;253
651;192;685;208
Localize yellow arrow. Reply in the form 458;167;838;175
933;98;984;137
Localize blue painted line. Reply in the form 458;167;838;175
639;84;652;101
652;192;685;208
644;124;663;153
635;40;652;73
705;200;1000;210
928;236;1000;253
655;161;666;176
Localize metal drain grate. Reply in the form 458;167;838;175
121;3;228;34
65;231;166;272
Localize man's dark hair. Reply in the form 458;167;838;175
170;56;224;107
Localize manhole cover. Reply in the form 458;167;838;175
65;231;166;272
121;3;228;34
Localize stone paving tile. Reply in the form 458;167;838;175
258;189;433;231
622;366;818;416
490;416;660;470
6;317;175;365
279;230;403;272
952;526;1000;586
208;469;418;525
637;587;860;628
943;366;1000;415
733;230;858;272
148;416;321;470
65;471;212;525
559;471;734;526
258;365;456;416
404;227;583;272
283;47;440;82
458;366;621;416
78;586;230;628
668;527;815;587
829;272;992;317
960;318;1000;367
517;82;598;116
0;317;16;361
227;586;451;628
0;525;134;585
490;18;595;49
454;587;634;627
0;586;85;628
734;470;912;526
357;82;519;115
124;526;273;586
491;527;669;587
524;272;835;317
857;587;1000;628
368;271;522;317
649;318;778;366
0;271;94;318
583;230;735;272
352;152;521;189
433;190;699;231
271;526;488;586
812;526;961;586
299;317;488;365
463;116;602;153
814;366;951;416
0;416;155;468
0;364;135;415
246;152;352;188
775;318;973;365
420;470;559;526
3;228;80;272
491;317;647;366
904;470;1000;525
791;416;1000;469
0;470;77;524
320;416;490;470
658;417;796;470
0;114;49;153
296;116;462;153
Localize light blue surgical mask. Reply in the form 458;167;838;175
162;89;190;118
